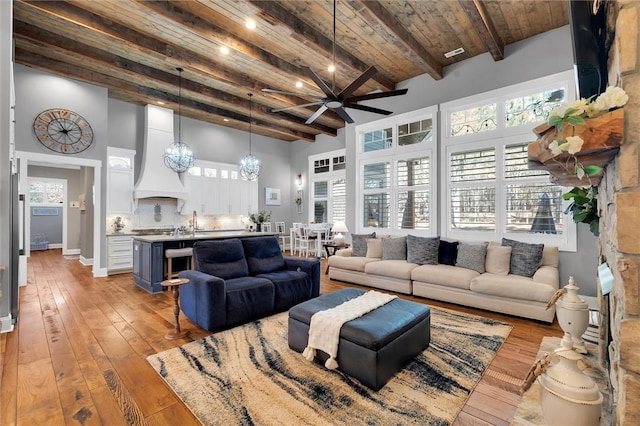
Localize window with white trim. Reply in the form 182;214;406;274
356;106;437;235
441;70;577;250
30;180;64;205
309;149;346;224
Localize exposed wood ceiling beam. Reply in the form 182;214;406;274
460;0;505;61
350;0;443;81
247;0;395;91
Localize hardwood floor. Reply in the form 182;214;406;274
1;249;562;425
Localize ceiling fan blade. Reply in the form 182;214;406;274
334;106;355;124
337;66;377;99
346;88;408;103
271;101;324;113
261;88;325;99
305;105;329;124
343;103;393;116
303;67;337;98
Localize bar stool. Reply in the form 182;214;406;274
165;247;194;279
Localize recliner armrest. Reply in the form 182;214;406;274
178;270;227;329
283;257;321;297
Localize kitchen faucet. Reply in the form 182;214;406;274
192;210;198;235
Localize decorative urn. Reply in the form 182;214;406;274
556;276;590;354
112;216;126;233
538;333;602;426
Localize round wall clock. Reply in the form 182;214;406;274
33;108;94;154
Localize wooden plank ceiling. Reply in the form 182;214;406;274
13;0;569;142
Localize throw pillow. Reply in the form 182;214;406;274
438;240;459;265
485;245;512;276
455;242;488;273
366;238;383;258
351;232;376;257
502;238;544;278
382;236;407;260
406;235;440;265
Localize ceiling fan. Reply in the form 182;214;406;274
261;0;408;125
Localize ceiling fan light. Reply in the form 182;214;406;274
325;99;343;109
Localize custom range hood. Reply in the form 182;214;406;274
134;105;189;200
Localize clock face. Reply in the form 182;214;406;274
33;108;94;154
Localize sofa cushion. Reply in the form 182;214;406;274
541;246;559;267
485;245;512;276
193;239;249;280
455;242;488;273
366;238;383;258
407;235;440;265
411;264;479;290
225;276;275;327
241;236;286;275
470;274;557;303
352;232;376;257
502;238;544;278
438;240;458;265
364;259;418;280
383;236;407;260
328;255;380;272
256;270;312;311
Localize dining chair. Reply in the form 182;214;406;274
275;221;289;252
261;222;272;232
295;226;313;257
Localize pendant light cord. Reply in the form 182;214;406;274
248;93;253;154
177;67;183;141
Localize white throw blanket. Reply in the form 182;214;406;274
303;291;397;369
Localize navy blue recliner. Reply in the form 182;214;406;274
179;236;320;331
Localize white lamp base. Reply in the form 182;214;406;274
334;233;345;246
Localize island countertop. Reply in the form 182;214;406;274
131;230;276;243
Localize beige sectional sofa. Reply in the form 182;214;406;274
328;239;559;323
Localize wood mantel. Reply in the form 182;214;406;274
528;109;624;186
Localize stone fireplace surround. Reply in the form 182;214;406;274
597;1;640;424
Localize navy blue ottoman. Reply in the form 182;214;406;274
288;288;431;390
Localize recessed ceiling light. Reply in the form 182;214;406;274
444;47;465;58
220;46;230;55
328;64;336;73
295;81;303;89
223;118;229;122
245;19;256;30
157;101;165;105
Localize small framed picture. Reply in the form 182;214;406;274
265;187;281;205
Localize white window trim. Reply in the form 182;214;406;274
308;149;346;224
440;70;577;251
355;106;438;236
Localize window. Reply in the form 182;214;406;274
441;70;577;250
356;106;438;235
309;149;346;224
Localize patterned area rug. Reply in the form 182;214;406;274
147;308;512;425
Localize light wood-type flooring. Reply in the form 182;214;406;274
1;249;562;425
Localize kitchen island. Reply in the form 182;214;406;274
132;231;276;294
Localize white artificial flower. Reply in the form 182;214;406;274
592;86;629;112
549;140;563;156
549;99;588;119
565;136;584;154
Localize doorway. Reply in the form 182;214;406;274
16;151;103;279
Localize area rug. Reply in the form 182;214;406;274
147;307;512;425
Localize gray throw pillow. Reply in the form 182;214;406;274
502;238;544;278
351;232;376;257
455;242;489;273
382;236;407;260
406;235;440;265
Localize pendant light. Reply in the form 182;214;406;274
163;67;195;173
239;93;262;181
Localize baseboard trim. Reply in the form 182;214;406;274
93;267;108;278
49;243;63;249
80;256;93;266
1;314;15;333
63;248;81;255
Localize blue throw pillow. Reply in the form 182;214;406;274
438;240;459;265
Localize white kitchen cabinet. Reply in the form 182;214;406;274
107;148;135;214
107;235;133;274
